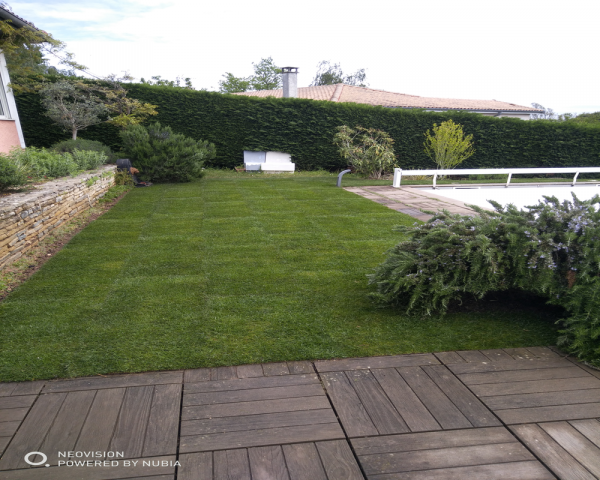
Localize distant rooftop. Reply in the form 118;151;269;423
234;84;541;113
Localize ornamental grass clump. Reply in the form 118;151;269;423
369;194;600;366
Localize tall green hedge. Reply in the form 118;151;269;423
15;84;600;170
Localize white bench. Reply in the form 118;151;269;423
244;151;295;173
393;167;600;189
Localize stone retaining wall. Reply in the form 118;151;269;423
0;165;116;268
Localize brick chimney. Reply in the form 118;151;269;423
281;67;298;98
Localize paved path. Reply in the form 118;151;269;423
0;347;599;479
345;185;482;221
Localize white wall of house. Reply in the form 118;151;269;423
0;50;26;150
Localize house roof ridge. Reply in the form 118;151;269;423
330;84;344;102
0;5;40;31
342;84;421;98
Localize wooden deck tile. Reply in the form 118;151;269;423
456;350;489;363
316;440;364;480
314;353;438;372
434;351;466;364
213;366;237;381
236;364;264;378
282;443;328;480
480;349;515;362
184;368;211;383
496;403;600;424
143;383;182;457
287;361;314;374
184;373;318;394
470;376;600;397
355;427;551;479
43;371;182;393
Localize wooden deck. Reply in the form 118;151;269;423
0;348;599;479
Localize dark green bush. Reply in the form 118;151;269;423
119;122;216;183
51;138;116;163
15;83;600;171
369;195;600;366
0;155;30;191
10;147;78;178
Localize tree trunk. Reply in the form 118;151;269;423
72;127;78;140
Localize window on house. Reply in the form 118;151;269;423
0;74;10;119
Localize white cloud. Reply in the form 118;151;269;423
7;0;600;113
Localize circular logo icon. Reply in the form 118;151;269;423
24;452;48;466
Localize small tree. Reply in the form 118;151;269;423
39;80;108;139
311;61;368;87
424;120;474;171
102;73;158;128
333;125;396;179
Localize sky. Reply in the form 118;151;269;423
5;0;600;114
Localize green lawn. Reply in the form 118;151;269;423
0;172;558;381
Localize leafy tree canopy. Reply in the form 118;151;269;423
310;60;368;87
218;57;281;93
140;75;194;89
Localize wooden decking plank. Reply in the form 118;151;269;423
0;421;20;437
10;381;45;396
397;367;471;429
0;437;9;454
345;370;409;434
0;384;16;397
75;388;126;452
422;365;501;427
184;383;324;406
315;353;438;372
526;346;561;359
40;390;96;465
360;443;533;475
368;461;554;480
497;403;600;424
248;445;290;480
456;350;489;363
214;449;251;480
484;389;600;410
0;395;36;410
0;407;28;423
184;373;318;394
0;392;66;470
282;443;328;480
180;423;344;453
458;366;586;385
351;427;514;455
236;364;264;378
109;386;154;458
143;383;182;457
504;347;538;359
184;368;211;383
182;396;331;420
449;358;571;375
214;366;237;381
371;368;440;432
570;419;600;448
480;349;515;362
287;361;314;374
320;372;378;437
177;452;212;480
470;376;600;397
182;409;336;436
434;351;465;364
0;455;177;480
262;362;290;376
43;371;182;393
315;440;364;480
511;423;596;480
540;421;600;477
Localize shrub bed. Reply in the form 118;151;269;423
369;195;600;366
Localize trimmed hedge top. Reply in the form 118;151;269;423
15;83;600;171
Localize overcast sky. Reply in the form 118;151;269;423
6;0;600;114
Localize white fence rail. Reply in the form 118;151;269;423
393;167;600;189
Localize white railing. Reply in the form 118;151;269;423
393;167;600;189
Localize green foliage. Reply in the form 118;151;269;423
333;125;396;179
218;57;280;93
311;60;368;87
568;112;600;125
369;195;600;366
113;169;134;186
119;122;216;183
14;82;600;171
424;119;475;170
0;154;29;191
218;73;252;93
51;138;116;163
39;80;109;139
140;75;194;89
68;149;107;170
10;146;78;178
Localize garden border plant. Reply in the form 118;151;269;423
369;194;600;367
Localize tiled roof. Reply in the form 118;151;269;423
234;84;541;113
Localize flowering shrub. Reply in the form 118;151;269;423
369;194;600;366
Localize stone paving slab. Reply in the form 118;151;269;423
0;350;599;479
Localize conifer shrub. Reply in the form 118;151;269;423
119;122;216;183
369;195;600;366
